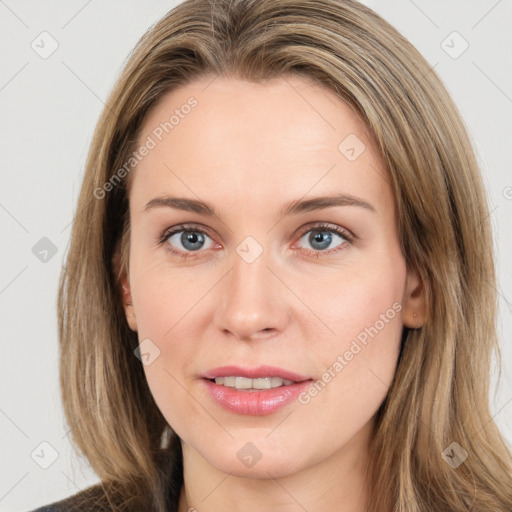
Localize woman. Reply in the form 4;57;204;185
32;0;512;510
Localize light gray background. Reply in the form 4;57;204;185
1;1;511;510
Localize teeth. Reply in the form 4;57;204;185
214;376;295;389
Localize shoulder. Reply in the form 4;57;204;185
28;483;110;512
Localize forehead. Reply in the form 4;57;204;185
129;74;390;215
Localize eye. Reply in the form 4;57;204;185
157;224;217;258
157;222;354;260
295;223;353;255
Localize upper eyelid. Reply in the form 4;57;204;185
297;222;354;240
159;222;354;247
159;223;215;242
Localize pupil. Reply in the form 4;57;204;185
183;231;204;250
311;230;331;250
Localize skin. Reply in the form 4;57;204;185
117;74;426;512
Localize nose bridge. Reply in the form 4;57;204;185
213;239;288;340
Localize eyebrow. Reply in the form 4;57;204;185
143;193;376;218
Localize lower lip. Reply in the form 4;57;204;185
202;378;313;416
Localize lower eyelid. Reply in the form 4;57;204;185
163;229;216;252
295;230;350;254
159;224;353;256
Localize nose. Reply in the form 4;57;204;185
213;245;291;342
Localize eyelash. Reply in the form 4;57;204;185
156;222;354;260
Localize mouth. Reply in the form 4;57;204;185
202;365;311;387
206;376;296;391
200;365;313;415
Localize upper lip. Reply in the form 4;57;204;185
202;365;311;382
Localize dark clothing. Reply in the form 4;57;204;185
30;437;183;512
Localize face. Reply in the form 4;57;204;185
119;74;423;479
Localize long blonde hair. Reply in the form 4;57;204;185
57;0;512;510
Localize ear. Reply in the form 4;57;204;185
402;266;426;329
112;250;138;332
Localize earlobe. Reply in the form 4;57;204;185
112;251;138;332
402;266;426;329
121;279;138;332
120;274;138;332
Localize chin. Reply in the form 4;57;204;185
197;436;307;479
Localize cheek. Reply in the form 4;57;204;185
136;301;196;436
130;266;213;427
131;260;209;336
298;250;405;346
299;250;406;397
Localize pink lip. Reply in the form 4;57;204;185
202;379;313;416
202;365;310;382
200;365;313;416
